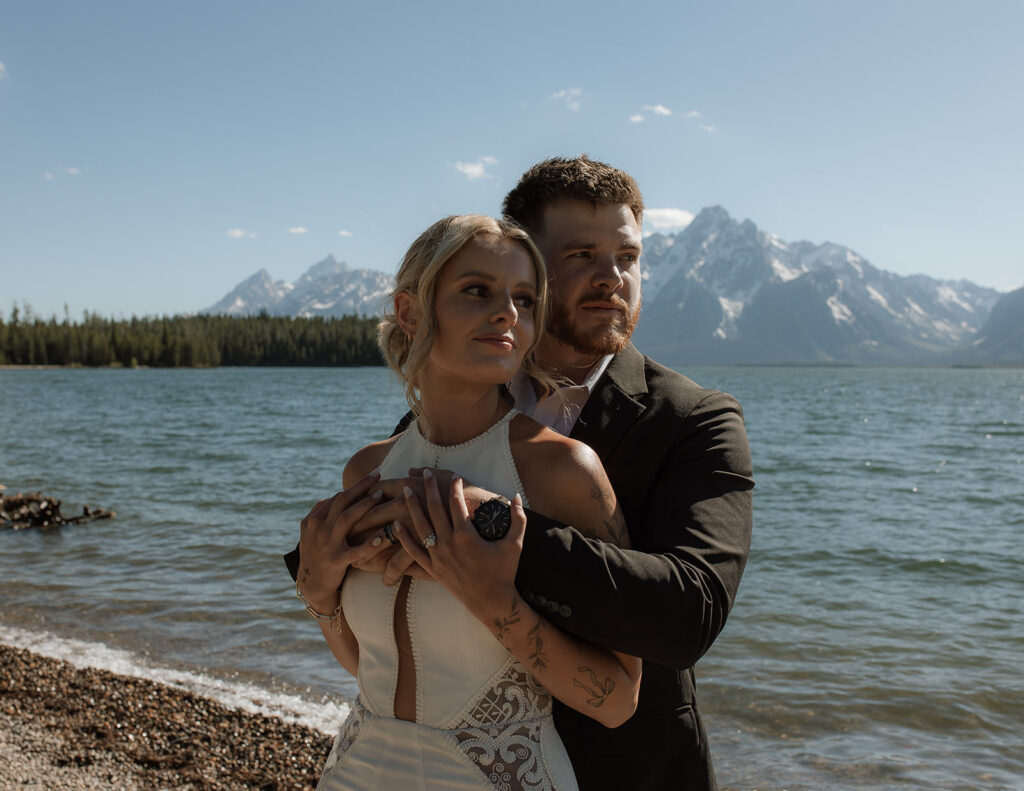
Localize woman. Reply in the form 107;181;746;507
297;215;640;790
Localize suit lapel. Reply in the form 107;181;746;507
571;344;648;459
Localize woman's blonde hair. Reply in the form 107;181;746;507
379;214;553;416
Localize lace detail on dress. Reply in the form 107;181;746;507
321;697;371;777
449;660;554;791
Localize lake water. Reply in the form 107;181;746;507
1;366;1022;790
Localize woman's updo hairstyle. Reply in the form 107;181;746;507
379;214;552;416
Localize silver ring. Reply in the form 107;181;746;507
383;522;399;545
422;532;437;549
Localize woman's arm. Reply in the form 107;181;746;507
396;453;641;729
296;442;394;675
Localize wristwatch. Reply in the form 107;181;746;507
472;496;512;541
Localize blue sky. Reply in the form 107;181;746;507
2;0;1022;319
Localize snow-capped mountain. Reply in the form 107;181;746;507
963;286;1024;363
202;255;392;318
201;213;1018;364
634;207;1005;364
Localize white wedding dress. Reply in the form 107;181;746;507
317;409;578;791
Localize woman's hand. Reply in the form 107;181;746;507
298;471;392;614
394;470;526;623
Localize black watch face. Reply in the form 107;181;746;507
473;499;511;541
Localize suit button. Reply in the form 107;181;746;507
522;591;535;603
534;595;548;608
546;601;559;614
558;605;572;618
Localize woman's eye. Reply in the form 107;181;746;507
513;295;535;308
464;285;487;298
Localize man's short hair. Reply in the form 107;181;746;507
502;155;645;234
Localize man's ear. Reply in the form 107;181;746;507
394;291;420;338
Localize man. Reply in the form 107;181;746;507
290;156;753;790
494;156;753;790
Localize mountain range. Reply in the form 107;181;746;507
202;208;1023;365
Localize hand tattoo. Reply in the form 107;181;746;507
492;596;522;641
574;666;616;708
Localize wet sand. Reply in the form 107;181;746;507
0;643;333;790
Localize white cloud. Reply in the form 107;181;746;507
65;166;81;175
683;110;702;119
338;230;353;238
643;208;695;231
289;226;309;235
453;156;497;180
629;114;645;123
226;229;257;239
0;62;6;80
551;87;583;111
643;104;672;116
700;124;716;133
43;172;54;180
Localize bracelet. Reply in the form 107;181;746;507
296;580;344;634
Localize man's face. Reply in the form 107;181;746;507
533;200;642;357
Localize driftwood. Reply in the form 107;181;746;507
0;489;115;530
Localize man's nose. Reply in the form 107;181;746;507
592;256;625;292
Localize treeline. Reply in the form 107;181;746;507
0;309;385;367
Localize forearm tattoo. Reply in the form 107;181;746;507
492;596;522;641
573;666;616;708
526;618;549;671
589;485;629;545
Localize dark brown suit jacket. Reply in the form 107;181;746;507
514;343;754;791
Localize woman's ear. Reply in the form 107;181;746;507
394;291;420;338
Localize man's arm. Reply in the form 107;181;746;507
514;390;753;670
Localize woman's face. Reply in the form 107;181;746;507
425;235;538;387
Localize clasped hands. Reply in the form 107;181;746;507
297;468;520;612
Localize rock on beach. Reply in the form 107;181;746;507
0;643;333;790
0;490;115;530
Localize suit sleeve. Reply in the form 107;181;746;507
514;390;753;670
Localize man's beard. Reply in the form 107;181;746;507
547;292;641;356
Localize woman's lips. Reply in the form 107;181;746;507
474;334;516;349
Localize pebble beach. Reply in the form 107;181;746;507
0;643;333;791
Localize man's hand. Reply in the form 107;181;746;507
363;469;500;584
393;471;527;622
297;471;393;613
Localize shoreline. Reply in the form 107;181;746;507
0;643;333;790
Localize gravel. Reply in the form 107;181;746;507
0;644;333;790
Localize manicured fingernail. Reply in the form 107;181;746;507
403;486;413;498
372;489;384;499
372;536;382;546
423;468;432;480
514;493;522;505
371;468;381;478
392;521;402;533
